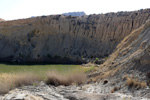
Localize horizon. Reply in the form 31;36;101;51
0;0;150;20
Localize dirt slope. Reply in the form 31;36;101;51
97;19;150;77
89;19;150;97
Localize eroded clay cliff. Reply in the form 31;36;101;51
0;9;150;63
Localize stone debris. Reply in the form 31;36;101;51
0;82;149;100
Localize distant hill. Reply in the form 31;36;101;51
62;11;86;16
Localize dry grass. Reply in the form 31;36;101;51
0;79;12;94
0;64;89;94
46;71;87;86
94;67;121;81
125;77;147;88
13;73;42;87
0;70;87;94
0;73;42;94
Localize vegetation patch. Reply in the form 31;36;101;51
123;75;147;89
46;71;87;86
0;64;89;94
0;72;42;94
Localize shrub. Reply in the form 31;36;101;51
126;77;146;88
46;71;87;86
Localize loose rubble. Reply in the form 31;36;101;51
0;82;149;100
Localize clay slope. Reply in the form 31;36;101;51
0;9;150;64
92;20;150;88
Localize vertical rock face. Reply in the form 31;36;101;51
0;9;150;64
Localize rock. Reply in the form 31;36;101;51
3;92;43;100
1;83;149;100
0;9;150;64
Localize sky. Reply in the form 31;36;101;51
0;0;150;20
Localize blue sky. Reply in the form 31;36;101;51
0;0;150;20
